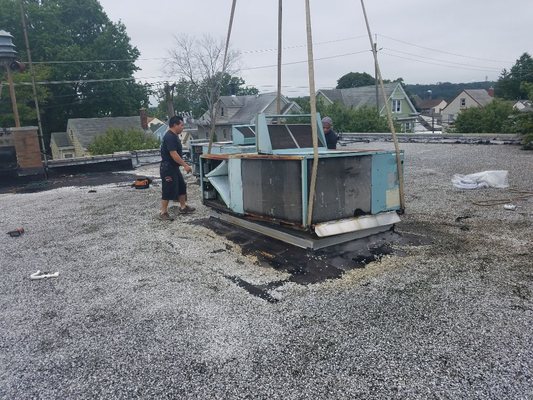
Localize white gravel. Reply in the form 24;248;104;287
0;143;532;399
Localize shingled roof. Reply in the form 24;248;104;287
203;92;302;125
50;132;73;148
464;89;494;107
318;83;399;109
67;116;143;149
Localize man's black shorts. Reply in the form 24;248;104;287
160;161;186;200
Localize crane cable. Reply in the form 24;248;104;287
207;0;237;155
361;0;406;212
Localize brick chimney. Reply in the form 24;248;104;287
139;108;148;130
487;87;494;97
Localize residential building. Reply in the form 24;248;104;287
58;115;149;158
50;132;75;159
197;92;303;140
441;89;494;125
316;82;419;132
513;100;533;112
415;98;448;116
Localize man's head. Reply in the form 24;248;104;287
168;115;185;134
322;116;333;134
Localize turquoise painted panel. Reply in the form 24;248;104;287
371;152;403;213
228;159;244;214
256;114;271;154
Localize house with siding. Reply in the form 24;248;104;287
61;116;147;158
197;92;303;141
415;98;448;116
441;88;494;125
316;82;419;132
50;132;75;159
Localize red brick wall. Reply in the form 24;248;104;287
12;127;44;174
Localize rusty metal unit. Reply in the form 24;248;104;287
200;114;403;248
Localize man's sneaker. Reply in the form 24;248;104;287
178;205;195;214
159;212;174;221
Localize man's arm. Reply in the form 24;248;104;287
169;150;192;173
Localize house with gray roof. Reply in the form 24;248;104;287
441;89;494;125
197;92;303;140
50;132;75;159
316;82;419;132
64;116;147;157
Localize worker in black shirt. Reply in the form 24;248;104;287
159;115;195;220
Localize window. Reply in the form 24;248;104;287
64;153;73;159
392;99;401;113
405;122;411;131
460;98;466;107
221;107;224;116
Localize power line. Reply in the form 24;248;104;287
27;35;369;65
382;47;501;72
378;34;512;64
380;51;503;74
243;50;370;70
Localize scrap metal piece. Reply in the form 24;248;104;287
314;211;401;238
30;270;59;280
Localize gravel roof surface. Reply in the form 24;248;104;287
1;143;532;399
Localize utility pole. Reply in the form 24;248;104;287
164;82;175;119
4;62;20;127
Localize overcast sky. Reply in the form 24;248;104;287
99;0;533;97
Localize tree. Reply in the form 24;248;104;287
453;100;514;133
0;0;149;148
336;72;375;89
0;64;51;128
167;34;240;137
87;128;160;155
293;96;391;132
154;73;258;120
495;53;533;100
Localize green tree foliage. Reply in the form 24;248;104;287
293;97;391;132
502;112;533;149
0;64;51;127
405;81;495;103
495;53;533;100
336;72;375;89
453;100;514;133
0;0;149;147
155;74;258;120
87;128;160;155
219;74;259;96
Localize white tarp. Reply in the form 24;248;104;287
452;170;509;189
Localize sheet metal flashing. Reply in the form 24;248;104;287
210;210;395;250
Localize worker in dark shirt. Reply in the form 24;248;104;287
322;116;339;150
159;115;195;221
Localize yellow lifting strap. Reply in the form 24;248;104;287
207;0;237;155
361;0;406;211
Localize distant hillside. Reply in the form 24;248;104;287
405;81;496;102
